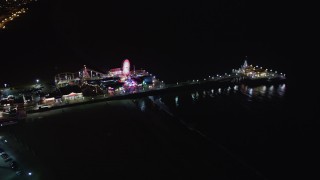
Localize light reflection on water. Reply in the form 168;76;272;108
238;84;286;101
277;84;286;97
138;100;146;112
164;84;287;107
234;85;238;91
191;93;196;102
175;96;179;107
139;84;287;113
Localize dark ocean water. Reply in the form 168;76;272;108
154;83;319;179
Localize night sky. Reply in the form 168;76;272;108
1;0;295;85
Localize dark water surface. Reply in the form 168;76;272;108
156;83;318;179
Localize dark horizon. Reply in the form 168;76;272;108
0;0;294;85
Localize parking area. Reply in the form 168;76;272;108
0;135;35;180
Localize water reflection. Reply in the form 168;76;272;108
277;84;286;97
227;86;231;92
191;93;196;102
175;96;179;107
165;83;286;108
267;85;274;99
210;89;214;97
203;91;206;98
248;88;253;96
240;84;286;100
138;100;146;112
269;85;274;92
260;86;267;96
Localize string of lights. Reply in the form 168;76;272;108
0;0;38;29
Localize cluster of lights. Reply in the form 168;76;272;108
240;63;285;79
0;8;27;29
0;0;36;9
0;0;39;30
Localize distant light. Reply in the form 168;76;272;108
4;139;7;143
4;83;7;87
36;79;39;83
28;172;32;176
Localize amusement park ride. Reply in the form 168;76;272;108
54;59;149;88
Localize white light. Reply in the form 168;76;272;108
28;172;32;176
